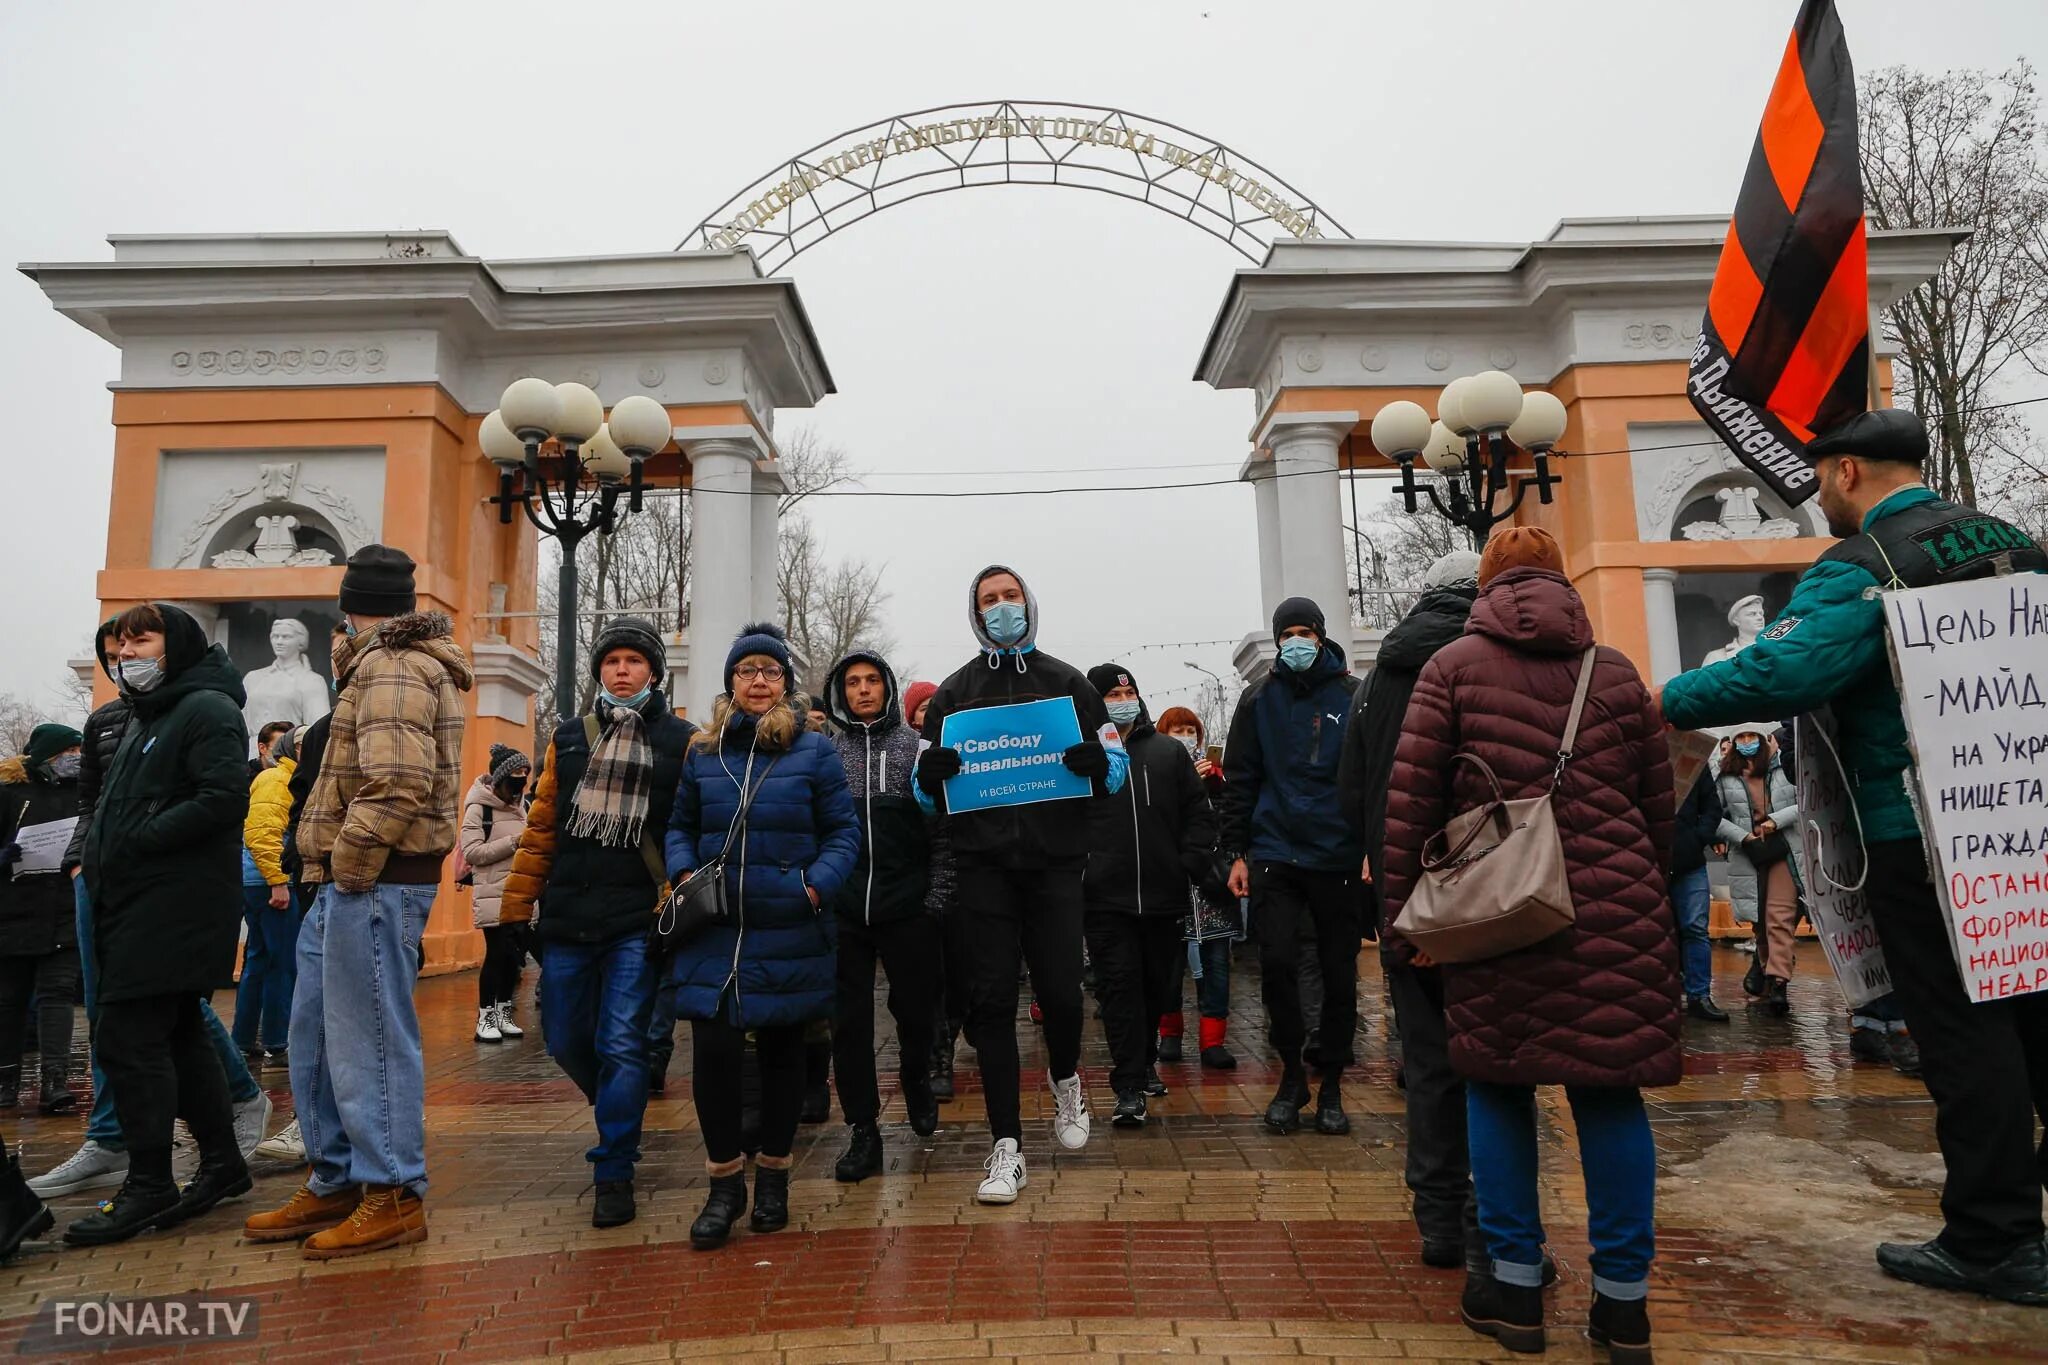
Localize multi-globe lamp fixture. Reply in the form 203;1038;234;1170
477;378;677;718
1368;371;1567;542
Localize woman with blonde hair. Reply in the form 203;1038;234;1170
666;623;860;1249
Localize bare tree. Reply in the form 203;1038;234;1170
1346;478;1461;629
778;516;896;698
0;688;87;761
1860;61;2048;508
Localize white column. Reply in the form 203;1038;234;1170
1247;460;1285;622
1643;568;1682;685
683;436;759;724
1265;413;1357;666
749;461;784;625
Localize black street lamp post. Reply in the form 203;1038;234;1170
1369;372;1568;545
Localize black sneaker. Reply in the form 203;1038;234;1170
62;1174;182;1247
1685;995;1729;1023
1877;1236;2048;1306
592;1179;636;1229
1111;1091;1147;1128
835;1123;884;1183
1587;1291;1652;1363
1888;1031;1923;1077
1459;1271;1545;1353
163;1152;252;1229
1143;1065;1168;1098
1850;1024;1891;1065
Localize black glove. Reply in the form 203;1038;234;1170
916;746;963;796
0;844;19;871
1063;741;1110;781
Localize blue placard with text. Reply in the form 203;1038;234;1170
939;697;1091;812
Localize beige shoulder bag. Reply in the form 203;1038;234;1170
1392;645;1597;965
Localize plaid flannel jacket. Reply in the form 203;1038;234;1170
296;611;474;892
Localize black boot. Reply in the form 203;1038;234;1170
750;1166;790;1234
689;1172;749;1250
800;1041;832;1125
164;1148;252;1229
1741;954;1766;998
929;1036;956;1103
0;1157;52;1261
1263;1069;1310;1133
835;1124;884;1183
1849;1024;1890;1064
0;1065;18;1111
62;1172;181;1246
1685;995;1728;1023
904;1073;939;1138
1460;1271;1545;1353
1156;1033;1182;1063
592;1179;636;1228
1587;1292;1652;1363
1766;976;1791;1016
1315;1074;1351;1136
38;1069;75;1115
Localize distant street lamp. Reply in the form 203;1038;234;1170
479;380;676;719
1368;372;1567;542
1184;660;1227;738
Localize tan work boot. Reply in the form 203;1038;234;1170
302;1184;426;1260
243;1183;359;1243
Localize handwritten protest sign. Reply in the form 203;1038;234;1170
10;818;76;878
1887;574;2048;1003
939;697;1090;813
1792;713;1891;1008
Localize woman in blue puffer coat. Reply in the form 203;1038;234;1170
666;623;859;1250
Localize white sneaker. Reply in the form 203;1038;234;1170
491;1003;523;1039
977;1138;1026;1204
233;1091;273;1160
28;1140;128;1197
254;1117;305;1162
475;1007;503;1043
1049;1071;1090;1151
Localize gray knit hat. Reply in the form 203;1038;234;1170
590;616;667;683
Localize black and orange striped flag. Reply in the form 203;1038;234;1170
1689;0;1868;506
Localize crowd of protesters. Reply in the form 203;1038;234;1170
0;408;2039;1361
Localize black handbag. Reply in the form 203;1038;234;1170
649;754;780;955
1746;828;1792;867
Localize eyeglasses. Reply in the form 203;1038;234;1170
734;664;786;682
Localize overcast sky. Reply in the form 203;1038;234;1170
3;0;2044;716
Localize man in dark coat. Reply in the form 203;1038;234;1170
1336;550;1481;1267
824;648;940;1183
914;565;1128;1205
0;724;84;1114
68;603;252;1246
1083;664;1217;1128
1670;767;1727;1023
1219;596;1364;1136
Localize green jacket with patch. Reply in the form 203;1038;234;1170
1661;486;2045;845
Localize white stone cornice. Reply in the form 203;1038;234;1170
677;426;774;464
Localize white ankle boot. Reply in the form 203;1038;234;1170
492;1002;523;1038
475;1007;503;1043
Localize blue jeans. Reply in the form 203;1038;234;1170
1852;991;1908;1032
77;877;259;1151
1467;1080;1656;1298
540;933;656;1183
291;883;435;1197
1670;865;1713;1000
232;884;301;1053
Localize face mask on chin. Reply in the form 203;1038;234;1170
982;601;1028;647
1277;637;1320;673
603;685;653;713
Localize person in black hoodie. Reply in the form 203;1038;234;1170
68;603;252;1246
1082;664;1217;1128
500;618;694;1230
1220;595;1363;1138
825;649;941;1182
915;564;1128;1205
1337;551;1483;1267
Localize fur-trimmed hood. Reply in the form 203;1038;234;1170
334;611;474;692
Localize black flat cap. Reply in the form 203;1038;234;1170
1806;408;1928;465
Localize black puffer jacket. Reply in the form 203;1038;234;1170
1084;713;1217;915
826;651;931;925
61;619;128;875
82;604;250;1003
279;711;330;890
0;757;81;956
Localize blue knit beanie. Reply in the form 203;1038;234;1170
724;621;793;693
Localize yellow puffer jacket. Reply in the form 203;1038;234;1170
244;758;297;887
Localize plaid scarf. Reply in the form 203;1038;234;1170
566;697;654;848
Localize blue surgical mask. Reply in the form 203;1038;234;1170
117;656;165;694
1278;637;1320;672
341;620;358;639
1106;700;1142;726
1735;738;1762;757
982;601;1028;648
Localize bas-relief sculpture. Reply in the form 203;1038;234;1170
1678;484;1802;541
211;513;334;568
242;618;330;750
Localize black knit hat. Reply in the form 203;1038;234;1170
488;743;530;783
1086;663;1138;698
724;622;793;693
339;544;417;617
1272;596;1326;642
1805;407;1928;465
590;616;667;683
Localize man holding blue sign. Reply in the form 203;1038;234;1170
915;565;1128;1206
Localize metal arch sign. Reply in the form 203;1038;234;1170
682;100;1349;270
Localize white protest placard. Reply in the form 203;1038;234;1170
1792;713;1890;1008
1887;574;2048;1003
10;817;76;878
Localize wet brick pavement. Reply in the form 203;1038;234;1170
0;942;2041;1361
